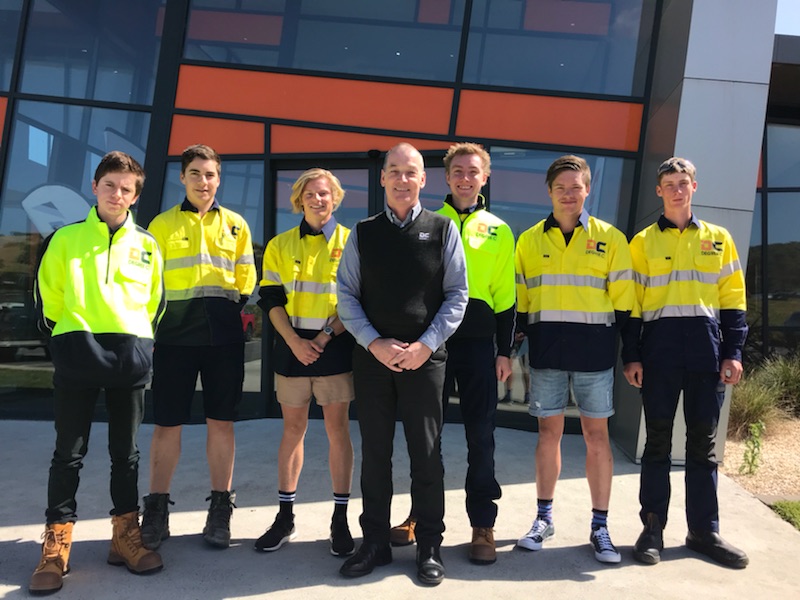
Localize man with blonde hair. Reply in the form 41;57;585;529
255;168;355;557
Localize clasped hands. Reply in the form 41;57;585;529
368;338;432;372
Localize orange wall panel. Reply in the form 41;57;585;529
176;66;453;135
169;114;264;155
271;125;449;154
0;97;6;145
455;90;642;152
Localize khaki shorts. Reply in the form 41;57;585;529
275;372;354;408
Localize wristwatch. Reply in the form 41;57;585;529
323;326;335;338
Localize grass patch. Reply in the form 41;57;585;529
771;501;800;530
729;377;785;439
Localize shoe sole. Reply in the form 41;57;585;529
330;538;356;557
516;534;553;551
141;530;169;551
107;556;164;575
469;555;497;565
254;530;297;552
594;551;622;564
339;555;392;578
633;549;660;565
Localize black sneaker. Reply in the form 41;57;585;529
141;493;174;550
254;513;296;552
330;513;355;557
203;490;236;549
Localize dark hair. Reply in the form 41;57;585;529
545;155;591;189
93;151;145;196
657;157;696;183
181;144;221;175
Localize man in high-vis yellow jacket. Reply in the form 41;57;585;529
515;155;634;565
622;157;749;569
142;144;256;551
30;151;166;594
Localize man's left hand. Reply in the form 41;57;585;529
720;358;743;385
496;356;512;383
392;341;433;371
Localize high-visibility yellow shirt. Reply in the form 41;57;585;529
148;199;256;345
515;213;634;371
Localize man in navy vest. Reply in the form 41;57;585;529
337;143;468;585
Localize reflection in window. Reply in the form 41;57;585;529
0;101;149;368
0;0;23;91
464;0;654;96
487;147;633;239
185;0;465;82
19;0;162;104
745;193;764;359
765;192;800;355
766;125;800;188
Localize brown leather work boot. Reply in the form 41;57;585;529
108;511;163;575
469;527;497;565
389;515;417;547
29;522;73;595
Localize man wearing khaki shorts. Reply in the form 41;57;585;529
255;168;356;558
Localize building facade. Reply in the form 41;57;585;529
0;1;789;449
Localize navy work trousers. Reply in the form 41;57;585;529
639;367;724;532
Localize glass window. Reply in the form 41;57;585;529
0;100;149;369
464;0;654;96
487;147;633;239
184;0;465;82
19;0;162;104
0;0;23;91
766;124;800;188
745;193;764;359
766;192;800;355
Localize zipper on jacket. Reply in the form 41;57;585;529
106;228;117;284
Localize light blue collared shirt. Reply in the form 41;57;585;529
337;203;468;352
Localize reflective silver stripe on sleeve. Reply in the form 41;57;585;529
527;310;615;325
165;286;241;302
642;304;719;322
290;316;329;330
720;259;742;278
608;268;633;283
164;253;235;273
263;270;281;284
540;273;607;290
515;273;527;285
290;281;337;295
236;254;255;265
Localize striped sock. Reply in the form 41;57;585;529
278;490;296;518
333;492;350;516
591;508;608;529
537;498;553;523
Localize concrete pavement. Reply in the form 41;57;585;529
1;418;798;599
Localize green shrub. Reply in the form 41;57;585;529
757;354;800;417
772;501;800;530
728;377;784;440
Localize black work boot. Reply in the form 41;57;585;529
141;493;173;551
203;490;236;549
633;512;664;565
686;530;749;569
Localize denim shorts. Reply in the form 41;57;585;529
529;368;615;419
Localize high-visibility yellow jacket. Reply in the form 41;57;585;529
148;199;256;345
35;207;165;387
622;215;747;370
259;219;353;376
438;196;516;356
515;212;634;371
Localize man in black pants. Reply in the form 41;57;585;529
336;143;468;585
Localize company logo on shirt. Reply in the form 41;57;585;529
475;223;499;241
330;248;342;262
700;239;723;255
419;232;431;241
585;239;606;256
128;248;151;267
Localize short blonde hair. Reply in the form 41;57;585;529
289;168;345;214
657;157;697;184
443;142;491;176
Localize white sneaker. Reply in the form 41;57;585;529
590;525;621;563
517;518;554;551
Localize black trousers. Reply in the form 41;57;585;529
46;386;145;524
442;337;501;527
353;344;446;548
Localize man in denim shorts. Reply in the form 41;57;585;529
514;155;634;563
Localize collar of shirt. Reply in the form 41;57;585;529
385;201;422;228
299;216;337;241
543;209;590;232
180;197;221;213
443;193;486;215
658;213;701;231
